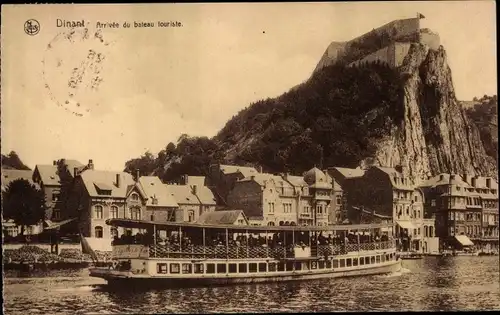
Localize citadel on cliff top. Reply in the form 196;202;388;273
314;17;441;71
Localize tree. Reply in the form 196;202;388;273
1;151;31;170
2;179;46;237
124;151;157;179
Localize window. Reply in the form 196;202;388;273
318;261;325;269
206;264;215;274
353;258;358;266
365;257;370;264
110;206;118;219
194;263;204;274
129;207;141;220
370;256;375;264
216;264;226;274
277;262;285;272
95;205;103;219
326;260;332;269
339;259;345;268
237;219;244;225
346;258;352;267
286;262;294;271
188;210;195;222
182;264;192;274
268;203;275;213
53;210;61;220
316;205;323;214
259;263;267;272
414;195;418;202
376;256;381;263
157;263;168;274
249;263;257;273
94;226;103;238
131;193;139;201
228;263;237;273
294;262;302;271
268;262;277;272
336;196;342;205
170;263;180;274
110;227;118;238
333;259;339;268
52;193;60;202
431;200;436;207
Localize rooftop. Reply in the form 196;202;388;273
197;210;247;225
138;176;178;208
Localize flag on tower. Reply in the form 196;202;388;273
418;13;426;19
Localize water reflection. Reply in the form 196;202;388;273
3;256;500;313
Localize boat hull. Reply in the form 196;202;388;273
91;260;402;289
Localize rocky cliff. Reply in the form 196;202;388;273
362;43;497;183
215;39;497;183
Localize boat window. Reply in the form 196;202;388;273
346;258;352;267
353;258;358;266
217;264;227;274
318;261;325;269
228;263;237;273
311;261;317;270
376;256;381;263
381;255;386;262
333;259;339;268
206;263;215;274
194;263;204;274
370;256;375;264
157;263;168;274
294;262;302;271
258;263;267;272
360;257;365;265
268;262;277;272
249;263;258;273
286;262;294;271
182;263;192;274
365;257;370;265
339;259;345;268
326;260;332;269
170;263;180;274
278;262;285;272
238;263;247;273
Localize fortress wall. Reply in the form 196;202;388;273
347;18;420;50
393;42;413;67
350;46;392;67
420;32;441;50
349;42;412;68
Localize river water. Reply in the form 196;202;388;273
3;256;500;314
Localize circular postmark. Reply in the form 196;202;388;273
24;19;40;36
42;27;115;116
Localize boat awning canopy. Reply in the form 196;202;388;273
105;218;394;233
455;235;474;246
44;217;78;230
396;221;415;230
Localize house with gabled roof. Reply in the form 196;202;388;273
208;164;260;205
165;180;217;223
226;167;333;227
197;210;248;226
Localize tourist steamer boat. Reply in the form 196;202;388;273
89;219;402;287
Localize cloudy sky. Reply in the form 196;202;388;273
1;2;496;171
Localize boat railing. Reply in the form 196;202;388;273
148;240;395;259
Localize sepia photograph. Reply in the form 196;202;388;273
1;1;498;313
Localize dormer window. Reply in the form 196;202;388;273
131;193;139;201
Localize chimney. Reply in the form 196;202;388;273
192;185;197;195
74;167;79;177
486;178;491;188
450;174;456;180
136;169;140;181
471;177;477;187
88;159;94;170
259;166;263;173
53;160;57;166
440;174;444;181
116;174;121;188
251;175;256;181
183;174;189;185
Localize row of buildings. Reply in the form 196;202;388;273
2;159;498;253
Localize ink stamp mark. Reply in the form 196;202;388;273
42;27;114;116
